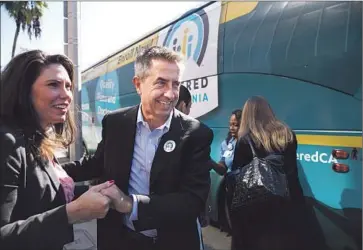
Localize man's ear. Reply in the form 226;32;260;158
133;76;141;95
180;101;187;111
177;102;187;114
175;102;182;112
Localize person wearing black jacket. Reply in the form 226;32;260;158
229;96;320;250
0;50;114;250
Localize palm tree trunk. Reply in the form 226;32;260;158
11;23;20;58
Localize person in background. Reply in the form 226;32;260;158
215;109;242;236
229;96;309;250
219;109;242;173
174;87;240;178
175;84;192;116
0;50;114;250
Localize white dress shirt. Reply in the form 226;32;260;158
124;105;173;238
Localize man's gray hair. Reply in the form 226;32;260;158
134;46;183;79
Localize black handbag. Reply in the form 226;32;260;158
228;137;290;211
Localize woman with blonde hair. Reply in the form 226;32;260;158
229;96;310;250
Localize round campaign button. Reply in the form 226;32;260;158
164;140;176;153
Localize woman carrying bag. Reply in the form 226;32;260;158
228;96;315;250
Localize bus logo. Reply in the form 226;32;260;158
163;9;209;66
157;3;221;118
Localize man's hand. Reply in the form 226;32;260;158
66;181;113;224
100;185;133;214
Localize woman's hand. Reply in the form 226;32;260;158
66;181;113;224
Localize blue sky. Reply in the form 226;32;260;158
1;1;204;71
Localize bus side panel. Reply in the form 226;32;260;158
201;73;362;250
200;74;362;130
222;1;362;97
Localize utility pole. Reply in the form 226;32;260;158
64;1;83;161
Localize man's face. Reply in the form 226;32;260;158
133;59;181;121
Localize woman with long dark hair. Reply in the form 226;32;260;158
0;50;113;250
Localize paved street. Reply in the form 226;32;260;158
63;220;231;250
203;225;231;250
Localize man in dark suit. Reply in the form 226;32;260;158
92;46;213;250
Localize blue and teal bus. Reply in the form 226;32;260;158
81;2;362;249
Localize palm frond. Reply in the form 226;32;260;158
1;1;48;57
1;1;48;39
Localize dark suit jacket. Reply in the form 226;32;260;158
73;105;213;250
0;120;103;250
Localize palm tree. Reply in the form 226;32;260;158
0;1;48;58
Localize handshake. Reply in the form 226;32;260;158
66;181;133;224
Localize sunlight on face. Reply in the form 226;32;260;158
31;64;73;129
134;59;181;125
